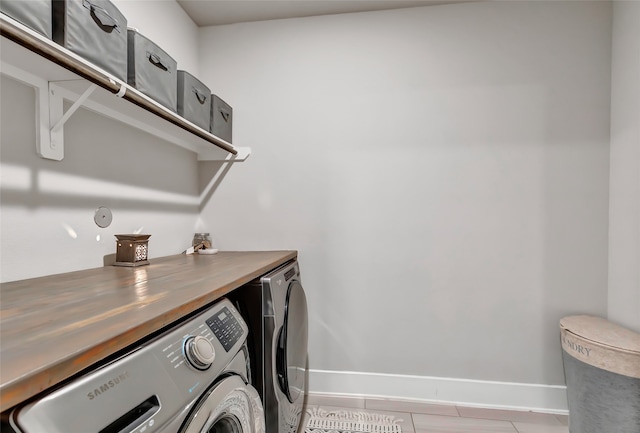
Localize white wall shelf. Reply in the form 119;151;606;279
0;14;250;162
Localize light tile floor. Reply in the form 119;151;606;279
302;394;569;433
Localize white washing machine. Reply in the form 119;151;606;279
229;260;308;433
7;298;265;433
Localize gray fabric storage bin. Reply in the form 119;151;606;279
560;316;640;433
210;95;232;143
177;71;211;131
127;29;177;112
52;0;127;81
1;0;52;39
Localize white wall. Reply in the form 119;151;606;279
608;0;640;333
198;1;612;409
0;2;202;282
0;0;622;413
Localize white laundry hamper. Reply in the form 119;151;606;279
560;315;640;433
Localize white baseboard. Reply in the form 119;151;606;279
307;369;569;415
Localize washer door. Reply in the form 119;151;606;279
275;280;308;404
180;375;265;433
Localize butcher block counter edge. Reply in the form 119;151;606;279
0;250;297;412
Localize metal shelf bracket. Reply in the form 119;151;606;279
48;81;98;161
0;60;101;161
0;60;57;160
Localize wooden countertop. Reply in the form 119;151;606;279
0;250;297;412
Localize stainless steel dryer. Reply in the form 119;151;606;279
229;260;308;433
7;298;265;433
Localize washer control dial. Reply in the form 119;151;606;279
184;336;215;370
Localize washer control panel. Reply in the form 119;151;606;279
206;306;244;352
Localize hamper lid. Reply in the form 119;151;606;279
560;315;640;378
560;315;640;354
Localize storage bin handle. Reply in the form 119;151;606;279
83;0;121;33
219;108;231;123
192;88;208;105
147;53;169;72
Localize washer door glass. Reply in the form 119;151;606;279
276;280;308;404
180;375;265;433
